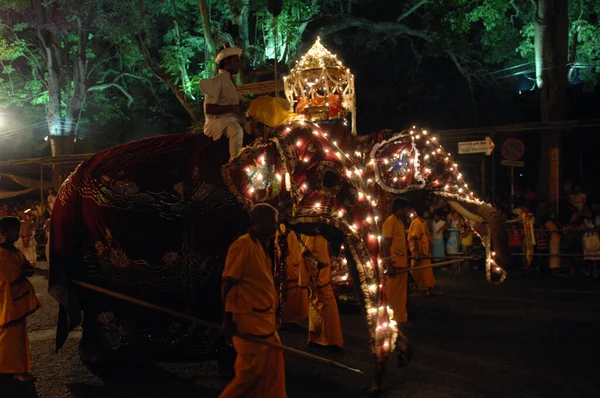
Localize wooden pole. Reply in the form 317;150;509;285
404;258;470;273
481;155;486;198
40;164;44;215
71;280;363;374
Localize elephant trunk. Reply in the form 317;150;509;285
447;200;508;284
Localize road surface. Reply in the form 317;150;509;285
2;267;600;397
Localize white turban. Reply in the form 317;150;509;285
216;47;242;64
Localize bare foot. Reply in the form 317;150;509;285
365;384;382;395
14;372;35;382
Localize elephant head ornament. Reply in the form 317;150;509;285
352;127;508;284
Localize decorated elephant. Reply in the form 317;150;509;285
350;127;508;284
48;119;400;373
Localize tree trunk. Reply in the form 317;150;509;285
198;0;217;76
49;135;76;190
536;0;569;210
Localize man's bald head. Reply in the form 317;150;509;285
250;203;279;238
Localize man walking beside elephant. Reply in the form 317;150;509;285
220;204;287;397
382;197;411;327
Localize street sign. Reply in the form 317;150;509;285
458;137;495;155
501;138;525;161
501;160;524;167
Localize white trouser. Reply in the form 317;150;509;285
224;122;243;160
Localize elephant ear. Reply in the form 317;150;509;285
368;132;427;193
367;129;482;204
221;139;292;211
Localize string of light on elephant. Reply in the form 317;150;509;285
241;38;506;355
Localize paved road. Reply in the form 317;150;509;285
3;269;600;398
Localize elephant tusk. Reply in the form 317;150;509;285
448;200;484;224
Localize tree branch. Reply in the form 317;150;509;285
87;73;140;106
447;51;475;102
509;0;520;23
396;0;428;23
87;81;134;107
318;15;432;42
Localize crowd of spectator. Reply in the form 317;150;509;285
0;189;56;266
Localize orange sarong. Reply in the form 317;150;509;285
220;334;286;398
302;235;343;348
382;215;409;323
409;218;435;290
0;246;40;374
277;227;308;324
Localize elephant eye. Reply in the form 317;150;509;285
315;161;344;197
323;170;340;189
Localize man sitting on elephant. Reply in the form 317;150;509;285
220;203;287;398
200;45;246;161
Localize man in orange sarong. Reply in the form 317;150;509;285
301;234;344;351
0;216;41;382
276;224;308;327
220;204;286;398
409;209;440;296
382;198;411;326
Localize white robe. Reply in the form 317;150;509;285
199;70;245;140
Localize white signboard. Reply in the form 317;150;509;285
501;160;524;167
458;137;495;156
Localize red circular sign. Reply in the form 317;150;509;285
501;138;525;161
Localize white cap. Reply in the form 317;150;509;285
216;47;242;64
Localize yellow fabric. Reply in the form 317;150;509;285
0;248;40;330
522;213;535;265
301;235;343;348
0;247;39;374
461;229;473;246
247;96;294;128
382;215;408;268
546;221;561;270
222;233;277;337
382;215;408;323
219;334;287;398
386;273;408;324
276;226;308;324
408;218;435;290
0;319;30;374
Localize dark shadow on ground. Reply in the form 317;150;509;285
67;362;219;398
286;367;367;398
0;374;39;398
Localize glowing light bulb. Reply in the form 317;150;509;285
312;130;319;135
303;157;309;163
275;173;282;181
314;202;321;208
296;140;302;147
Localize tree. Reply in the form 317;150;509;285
0;1;148;154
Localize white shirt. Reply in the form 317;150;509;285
432;220;446;239
199;70;244;140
